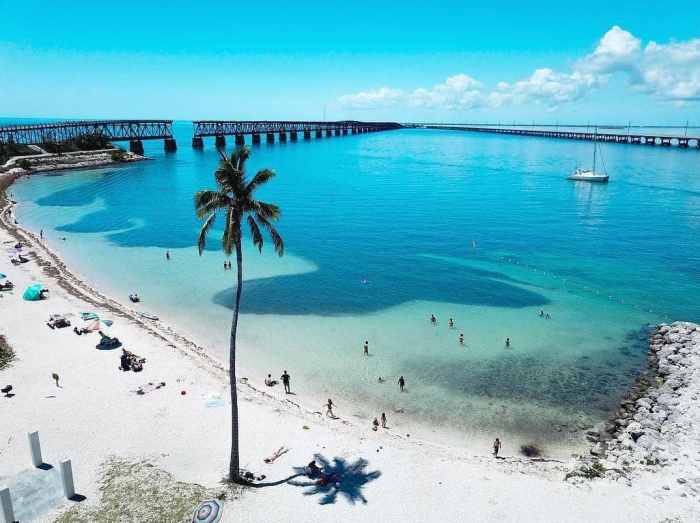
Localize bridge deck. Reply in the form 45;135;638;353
419;125;700;148
193;120;401;137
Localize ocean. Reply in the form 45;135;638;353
10;122;700;452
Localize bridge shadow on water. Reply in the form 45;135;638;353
286;455;382;505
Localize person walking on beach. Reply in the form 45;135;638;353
326;398;335;417
363;340;369;356
493;438;502;457
40;229;43;240
166;250;170;260
281;370;291;394
381;412;387;428
52;372;60;387
398;375;406;392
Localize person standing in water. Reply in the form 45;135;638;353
326;398;335;417
363;340;369;356
448;318;454;329
40;229;43;240
281;370;291;394
430;314;437;326
166;250;171;260
505;337;511;348
459;333;464;345
381;412;387;428
398;375;406;392
493;438;502;457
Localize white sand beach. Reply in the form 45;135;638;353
2;173;700;522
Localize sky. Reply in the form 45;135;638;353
1;0;699;124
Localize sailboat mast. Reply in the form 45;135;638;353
593;127;597;172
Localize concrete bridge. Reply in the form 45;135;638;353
411;124;700;149
0;120;176;155
192;120;401;148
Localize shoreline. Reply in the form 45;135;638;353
2;169;700;520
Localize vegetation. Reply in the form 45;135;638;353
0;143;39;164
0;335;15;370
565;460;607;481
54;458;235;523
43;134;113;154
17;159;32;171
194;146;284;482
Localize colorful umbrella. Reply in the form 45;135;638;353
192;500;222;523
23;283;45;301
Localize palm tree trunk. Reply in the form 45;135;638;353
229;238;243;482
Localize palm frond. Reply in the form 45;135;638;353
247;215;264;252
194;190;231;218
231;146;251;172
255;213;284;256
197;212;217;255
251;201;281;220
246;169;276;193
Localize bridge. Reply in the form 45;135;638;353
192;120;402;148
412;124;700;149
0;120;176;154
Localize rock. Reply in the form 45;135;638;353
677;478;687;484
590;442;605;456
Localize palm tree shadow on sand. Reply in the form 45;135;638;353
285;454;382;505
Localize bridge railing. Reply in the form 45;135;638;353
192;120;402;137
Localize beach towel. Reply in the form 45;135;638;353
80;312;99;321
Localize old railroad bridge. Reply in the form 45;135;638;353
1;120;699;153
0;120;401;154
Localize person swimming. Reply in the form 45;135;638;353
448;318;455;329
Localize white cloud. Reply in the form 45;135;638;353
639;39;700;101
337;26;700;111
337;87;404;109
408;74;483;110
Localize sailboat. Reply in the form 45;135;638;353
568;130;609;183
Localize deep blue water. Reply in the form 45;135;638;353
11;123;700;449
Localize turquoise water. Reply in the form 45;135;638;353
11;124;700;449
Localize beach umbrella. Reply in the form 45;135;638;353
192;500;222;523
22;283;45;301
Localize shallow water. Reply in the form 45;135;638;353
11;124;700;449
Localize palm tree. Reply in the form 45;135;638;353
194;146;284;482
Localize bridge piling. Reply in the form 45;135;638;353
252;133;261;145
266;132;275;144
279;131;287;142
315;129;323;138
290;131;298;141
192;136;203;149
164;138;177;152
303;130;311;140
129;139;144;155
325;129;333;137
215;135;226;149
235;134;245;146
342;128;348;135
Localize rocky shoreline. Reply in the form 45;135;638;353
0;148;145;175
569;321;700;494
